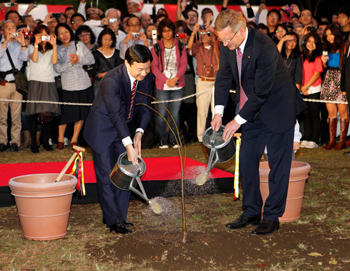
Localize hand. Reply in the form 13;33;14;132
34;33;42;45
133;132;142;156
101;17;109;26
25;3;36;14
69;54;79;65
167;77;178;87
108;18;120;32
193;23;200;33
321;55;329;64
301;86;308;95
222;119;240;141
293;142;300;152
48;35;57;46
125;144;139;165
291;4;300;16
14;31;25;45
206;25;215;34
211;114;222;132
123;32;134;44
138;32;148;45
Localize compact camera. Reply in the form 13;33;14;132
12;33;18;38
152;30;157;40
4;3;14;7
322;51;328;56
109;18;117;23
42;36;51;41
177;33;187;39
24;31;30;39
132;32;140;38
199;25;206;30
51;13;61;18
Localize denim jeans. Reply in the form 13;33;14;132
155;88;184;143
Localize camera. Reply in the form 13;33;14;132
177;33;187;39
307;26;317;32
4;3;14;7
51;13;61;18
12;33;18;38
42;36;51;41
24;31;30;39
109;18;117;23
132;32;140;38
323;51;328;56
152;30;157;40
199;25;206;30
285;6;293;11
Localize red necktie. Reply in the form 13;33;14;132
237;48;248;110
127;80;137;119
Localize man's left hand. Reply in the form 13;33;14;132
133;132;142;156
223;119;241;141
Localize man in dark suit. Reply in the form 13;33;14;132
84;45;154;234
341;40;350;156
211;10;306;235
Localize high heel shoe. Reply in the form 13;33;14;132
56;142;64;150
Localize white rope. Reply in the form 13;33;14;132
303;98;348;104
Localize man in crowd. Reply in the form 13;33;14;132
266;9;280;39
341;36;350;156
0;20;29;152
6;11;22;26
299;9;313;27
212;10;305;235
84;45;153;234
140;13;152;32
70;13;85;32
127;1;141;18
337;8;350;40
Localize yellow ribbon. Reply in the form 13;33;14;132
234;137;241;200
70;151;86;196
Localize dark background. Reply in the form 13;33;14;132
25;0;348;21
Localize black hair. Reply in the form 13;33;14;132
65;7;76;13
187;9;199;18
153;14;167;24
97;28;116;48
75;25;96;44
267;9;281;21
157;8;168;18
55;23;75;45
125;44;153;66
302;31;322;62
31;24;53;53
257;23;268;32
337;7;350;18
71;13;86;23
281;32;300;59
247;21;257;29
157;18;175;40
174;20;188;34
127;15;141;26
5;10;21;21
323;23;344;54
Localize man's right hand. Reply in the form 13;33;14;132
211;114;222;131
126;144;138;165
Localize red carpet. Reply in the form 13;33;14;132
0;157;233;187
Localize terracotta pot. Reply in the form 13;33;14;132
8;174;77;240
259;161;311;222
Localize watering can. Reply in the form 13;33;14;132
196;125;236;185
110;152;150;203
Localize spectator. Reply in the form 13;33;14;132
25;24;60;153
175;20;189;44
273;24;288;44
71;13;85;32
119;15;148;60
341;35;350;155
201;8;214;26
76;25;96;51
257;23;268;34
277;32;302;90
141;13;152;32
321;24;349;150
266;9;281;39
331;12;338;24
145;23;157;49
187;23;220;142
300;32;323;149
289;15;300;27
151;18;187;148
59;13;67;24
299;9;313;27
22;15;36;32
93;28;123;97
337;8;350;41
42;13;59;36
0;20;29;152
5;10;21;26
151;0;168;20
54;23;95;150
317;21;328;40
293;24;303;37
121;16;129;33
65;7;76;25
127;2;141;18
153;14;167;26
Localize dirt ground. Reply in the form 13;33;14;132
1;143;350;270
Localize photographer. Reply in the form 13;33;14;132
0;20;29;152
120;15;148;60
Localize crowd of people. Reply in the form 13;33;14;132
0;0;349;154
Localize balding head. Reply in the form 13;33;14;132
141;13;151;29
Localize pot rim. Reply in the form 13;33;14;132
8;173;77;188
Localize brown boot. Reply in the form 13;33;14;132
334;119;349;150
324;118;337;150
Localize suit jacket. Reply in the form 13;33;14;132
215;27;306;134
341;44;350;101
84;64;154;154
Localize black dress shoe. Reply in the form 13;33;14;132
0;143;7;152
226;214;261;229
252;219;280;236
10;144;19;152
110;223;132;234
103;218;134;228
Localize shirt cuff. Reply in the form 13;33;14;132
234;114;247;125
122;136;133;147
136;128;144;134
214;105;225;117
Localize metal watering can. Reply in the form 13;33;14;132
110;152;150;203
196;125;236;185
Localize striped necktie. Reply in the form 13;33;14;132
127;80;137;119
237;48;248;110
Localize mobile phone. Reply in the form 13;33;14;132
178;33;187;39
51;13;61;18
4;3;14;7
109;18;117;23
285;6;293;11
307;26;317;32
152;30;157;40
199;25;206;30
322;51;328;56
132;32;140;38
42;36;50;41
12;33;18;38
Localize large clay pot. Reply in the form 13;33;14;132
8;174;77;240
259;161;311;222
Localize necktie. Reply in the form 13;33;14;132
127;80;137;119
237;48;248;110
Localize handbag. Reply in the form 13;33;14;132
38;112;54;124
6;49;28;95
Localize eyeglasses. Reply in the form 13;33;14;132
78;33;90;38
71;19;83;24
276;30;286;33
217;28;239;44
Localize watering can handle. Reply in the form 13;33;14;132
210;129;217;147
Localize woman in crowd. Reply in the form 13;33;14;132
54;23;95;150
93;28;122;97
321;24;349;150
151;18;187;148
300;32;323;149
175;20;189;45
75;25;97;52
277;31;302;90
273;24;288;44
25;25;60;153
145;23;158;50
